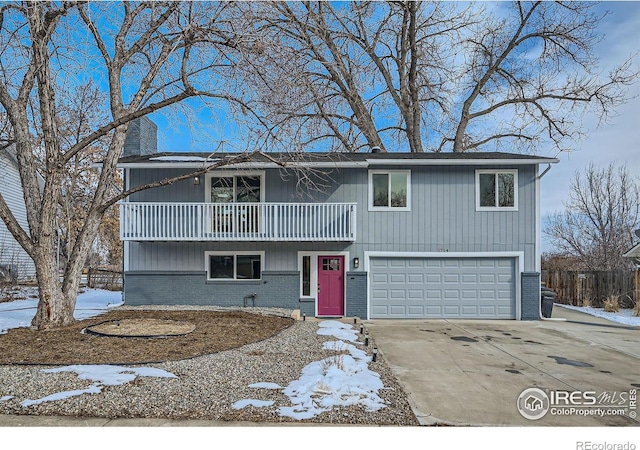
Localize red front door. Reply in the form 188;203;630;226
317;256;345;316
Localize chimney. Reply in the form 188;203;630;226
123;117;158;157
370;146;381;153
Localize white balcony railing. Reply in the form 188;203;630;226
119;202;357;242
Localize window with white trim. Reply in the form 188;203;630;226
476;170;518;211
369;170;411;211
205;172;265;203
205;251;264;280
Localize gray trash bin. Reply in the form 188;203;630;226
541;287;556;318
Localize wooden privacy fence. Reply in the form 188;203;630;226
87;267;123;291
542;269;639;308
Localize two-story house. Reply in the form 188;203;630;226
118;118;558;320
0;146;36;280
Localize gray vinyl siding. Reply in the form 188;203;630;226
126;164;537;273
0;151;36;279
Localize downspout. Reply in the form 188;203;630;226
535;163;565;321
535;163;553;180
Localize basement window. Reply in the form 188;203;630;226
206;251;263;281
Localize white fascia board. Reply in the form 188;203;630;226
117;157;559;170
116;161;369;169
622;243;640;258
366;158;559;166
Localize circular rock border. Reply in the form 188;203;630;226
83;318;196;339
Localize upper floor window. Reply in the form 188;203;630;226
205;172;264;203
369;170;411;211
476;169;518;211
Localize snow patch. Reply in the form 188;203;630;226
20;365;176;407
279;354;385;420
0;395;14;402
323;340;369;360
276;320;385;419
316;320;360;342
0;288;123;334
149;156;219;162
21;385;103;407
248;382;282;389
557;304;640;327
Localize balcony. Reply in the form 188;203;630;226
119;202;357;242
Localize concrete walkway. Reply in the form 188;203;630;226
364;306;639;426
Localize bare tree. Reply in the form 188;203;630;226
246;1;470;152
445;1;638;153
544;163;640;271
0;2;275;329
246;1;637;154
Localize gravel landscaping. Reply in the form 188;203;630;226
0;306;419;425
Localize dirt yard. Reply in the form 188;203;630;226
0;310;293;365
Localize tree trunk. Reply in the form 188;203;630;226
31;246;75;329
452;108;470;153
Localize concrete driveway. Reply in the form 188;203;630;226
365;306;639;426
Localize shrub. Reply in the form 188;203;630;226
580;297;592;308
603;295;620;313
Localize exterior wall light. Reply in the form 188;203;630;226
193;176;200;185
353;257;359;269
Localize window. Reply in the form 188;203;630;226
369;170;411;211
302;255;311;296
205;251;264;280
322;258;341;271
209;174;262;203
476;170;518;211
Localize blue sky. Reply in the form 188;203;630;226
538;2;640;251
145;2;640;253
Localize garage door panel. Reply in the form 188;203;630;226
479;274;496;283
370;257;516;319
371;258;389;269
497;274;512;283
478;259;497;268
408;273;424;283
371;273;388;283
426;274;442;283
389;259;407;268
443;273;460;283
443;305;461;315
461;290;477;299
460;259;478;268
461;274;477;283
389;305;407;315
461;305;478;314
479;305;496;315
389;273;406;284
407;305;425;316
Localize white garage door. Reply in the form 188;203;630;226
369;257;516;319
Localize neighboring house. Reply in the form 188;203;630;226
118;118;558;320
622;230;640;267
0;146;36;280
